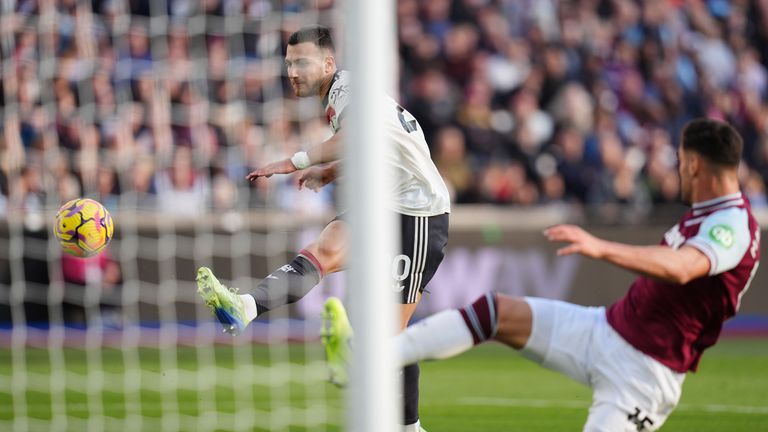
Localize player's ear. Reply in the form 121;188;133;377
689;152;701;177
324;54;336;73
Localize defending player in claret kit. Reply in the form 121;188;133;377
323;118;761;431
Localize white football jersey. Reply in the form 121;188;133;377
323;70;451;217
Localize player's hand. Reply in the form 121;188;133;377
543;224;606;258
246;159;296;181
298;166;331;192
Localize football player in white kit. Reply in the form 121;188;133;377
195;25;450;432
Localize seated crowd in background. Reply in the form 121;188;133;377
1;0;767;221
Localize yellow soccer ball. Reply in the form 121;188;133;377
54;198;114;257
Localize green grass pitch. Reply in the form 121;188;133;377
1;338;766;431
419;339;768;431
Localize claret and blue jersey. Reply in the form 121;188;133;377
608;192;760;373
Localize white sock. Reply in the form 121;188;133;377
240;294;258;322
396;310;474;368
402;419;421;431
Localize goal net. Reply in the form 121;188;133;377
0;1;354;431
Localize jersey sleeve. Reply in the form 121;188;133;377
685;207;751;275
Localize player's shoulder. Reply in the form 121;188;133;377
684;197;756;275
333;69;350;86
691;193;745;217
692;205;752;249
690;194;752;224
704;205;749;220
327;70;350;104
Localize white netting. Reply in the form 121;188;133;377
1;1;344;431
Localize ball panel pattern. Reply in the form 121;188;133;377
54;198;113;257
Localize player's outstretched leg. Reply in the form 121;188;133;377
321;297;353;387
321;297;429;431
196;267;252;335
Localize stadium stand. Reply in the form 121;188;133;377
2;0;767;221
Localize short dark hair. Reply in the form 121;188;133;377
288;25;335;52
681;118;742;168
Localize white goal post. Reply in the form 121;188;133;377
343;0;399;431
1;0;405;431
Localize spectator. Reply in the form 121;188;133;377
60;250;122;325
155;147;209;215
433;126;476;203
1;0;766;217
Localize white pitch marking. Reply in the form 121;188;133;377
456;397;768;415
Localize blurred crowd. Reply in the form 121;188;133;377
1;0;767;221
399;0;768;219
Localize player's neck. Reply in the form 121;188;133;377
691;175;740;204
319;71;336;100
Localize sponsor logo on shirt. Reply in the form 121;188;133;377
709;224;734;248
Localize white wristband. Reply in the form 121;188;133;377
290;151;311;170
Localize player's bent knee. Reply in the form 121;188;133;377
494;295;533;350
316;241;344;268
301;242;341;274
307;223;346;272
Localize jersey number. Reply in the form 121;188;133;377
396;105;418;133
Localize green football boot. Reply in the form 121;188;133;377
196;267;249;335
321;297;353;387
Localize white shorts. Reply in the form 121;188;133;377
520;298;686;432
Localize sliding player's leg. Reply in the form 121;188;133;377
395;292;512;366
396;295;599;386
584;370;683;432
582;311;684;432
321;291;521;426
198;220;347;334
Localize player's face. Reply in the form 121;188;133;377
678;147;692;205
285;42;333;97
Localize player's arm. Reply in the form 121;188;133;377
298;161;340;192
544;224;710;284
246;130;344;182
305;130;344;166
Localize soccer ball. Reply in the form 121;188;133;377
54;198;114;257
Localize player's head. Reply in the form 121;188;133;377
678;118;742;204
285;25;336;97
